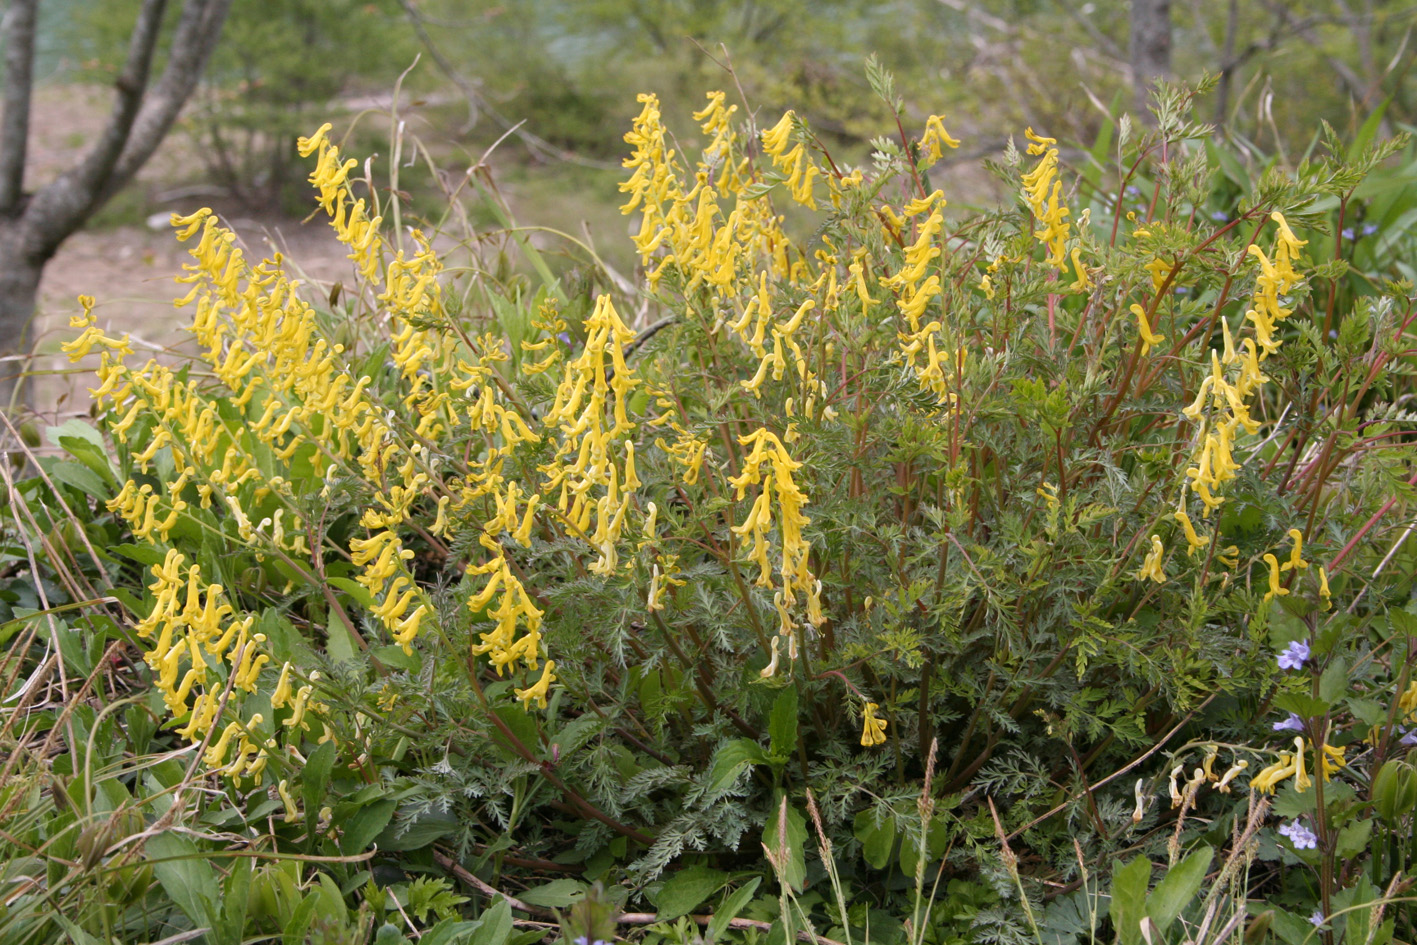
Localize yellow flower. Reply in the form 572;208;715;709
1136;535;1167;584
1174;507;1210;556
1248;751;1295;794
919;115;960;165
860;702;887;747
1280;527;1308;572
515;661;557;711
1318;565;1331;609
1263;553;1289;602
1130;304;1165;355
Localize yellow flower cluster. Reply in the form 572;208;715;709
1174;214;1305;526
1249;736;1346;793
1021;129;1071;270
728;428;823;674
886;190;967;410
621;93;802;292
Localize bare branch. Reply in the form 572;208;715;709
107;0;234;190
20;0;233;257
64;0;169;214
0;0;39;215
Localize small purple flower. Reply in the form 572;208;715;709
1309;909;1325;928
1210;210;1229;222
557;332;573;345
1277;639;1310;671
574;938;610;945
1361;222;1379;237
1399;726;1417;747
1125;185;1140;197
1342;226;1355;241
1279;820;1317;850
1272;712;1305;732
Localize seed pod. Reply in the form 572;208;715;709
1370;759;1417;823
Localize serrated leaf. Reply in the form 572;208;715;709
1319;658;1347;703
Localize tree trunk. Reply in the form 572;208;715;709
1130;0;1172;119
0;221;46;408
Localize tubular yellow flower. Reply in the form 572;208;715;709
1280;527;1308;572
515;661;557;711
1136;535;1167;584
860;702;887;747
1318;566;1331;609
1263;553;1289;602
1130;303;1165;355
919;116;960;166
1249;751;1296;794
1174;506;1210;556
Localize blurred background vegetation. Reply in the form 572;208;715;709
39;0;1417;278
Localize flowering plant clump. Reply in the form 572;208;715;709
56;66;1417;936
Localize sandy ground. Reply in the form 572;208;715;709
26;85;360;419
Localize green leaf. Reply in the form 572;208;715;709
340;798;397;855
1145;845;1212;934
326;610;360;665
147;832;220;931
283;891;323;945
422;919;480;945
303;739;337;821
708;738;768;794
518;879;587;908
1319;658;1347;704
762;796;807;893
1109;856;1151;945
656;865;728;921
1334;817;1374;860
853;809;896;870
47;460;108;499
1273;692;1330;719
469;898;514;945
705;878;761;943
767;687;798;763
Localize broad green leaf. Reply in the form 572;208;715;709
1319;658;1347;704
705;877;761;943
708;738;768;794
1109;856;1151;945
762;796;807;893
302;739;336;820
423;919;480;945
469;898;514;945
768;687;798;762
47;460;108;499
853;809;896;870
340;798;397;855
326;610;360;665
283;891;323;945
1145;845;1212;933
147;832;220;932
518;879;587;908
655;864;728;921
